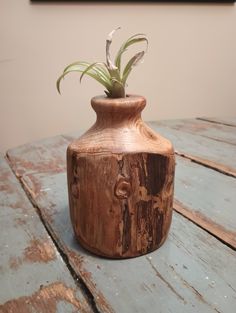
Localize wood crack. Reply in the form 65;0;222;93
168;265;222;313
146;257;186;304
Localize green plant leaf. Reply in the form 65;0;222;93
122;51;145;85
80;62;110;84
56;63;112;94
57;29;148;98
110;78;125;98
63;61;89;73
115;34;148;71
63;62;106;80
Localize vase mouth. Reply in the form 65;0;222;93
91;94;146;113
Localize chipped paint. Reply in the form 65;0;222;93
0;170;15;194
0;282;85;313
6;136;68;178
21;161;65;179
9;256;21;270
14;217;27;227
9;238;56;270
24;238;56;263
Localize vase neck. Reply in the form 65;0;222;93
91;95;146;128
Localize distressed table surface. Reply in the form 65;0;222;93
3;117;236;313
0;157;93;313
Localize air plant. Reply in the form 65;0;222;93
56;28;148;98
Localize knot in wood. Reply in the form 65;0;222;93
71;183;79;198
114;178;131;199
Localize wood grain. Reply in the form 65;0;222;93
67;96;175;258
0;157;92;313
68;152;174;258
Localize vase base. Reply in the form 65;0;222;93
74;230;170;259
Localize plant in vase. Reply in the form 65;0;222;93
57;29;175;258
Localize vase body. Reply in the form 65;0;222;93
67;95;175;258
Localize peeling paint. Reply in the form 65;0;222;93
7;137;68;178
9;238;56;270
9;256;22;270
24;238;56;263
0;171;15;194
0;282;85;313
14;217;27;227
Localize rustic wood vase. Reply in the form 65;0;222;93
67;95;175;258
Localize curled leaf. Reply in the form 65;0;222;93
115;33;148;71
80;62;110;83
57;62;112;94
106;27;120;71
122;51;145;85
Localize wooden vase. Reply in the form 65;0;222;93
67;95;175;258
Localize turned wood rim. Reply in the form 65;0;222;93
91;95;146;113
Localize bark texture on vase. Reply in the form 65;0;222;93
67;95;175;258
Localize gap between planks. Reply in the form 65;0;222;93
173;154;236;250
173;199;236;251
196;117;236;128
175;151;236;178
4;155;102;313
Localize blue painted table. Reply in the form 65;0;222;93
1;117;236;313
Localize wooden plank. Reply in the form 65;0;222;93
7;140;236;313
198;117;236;127
7;135;68;178
148;121;236;177
0;157;92;313
153;118;236;145
174;156;236;248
